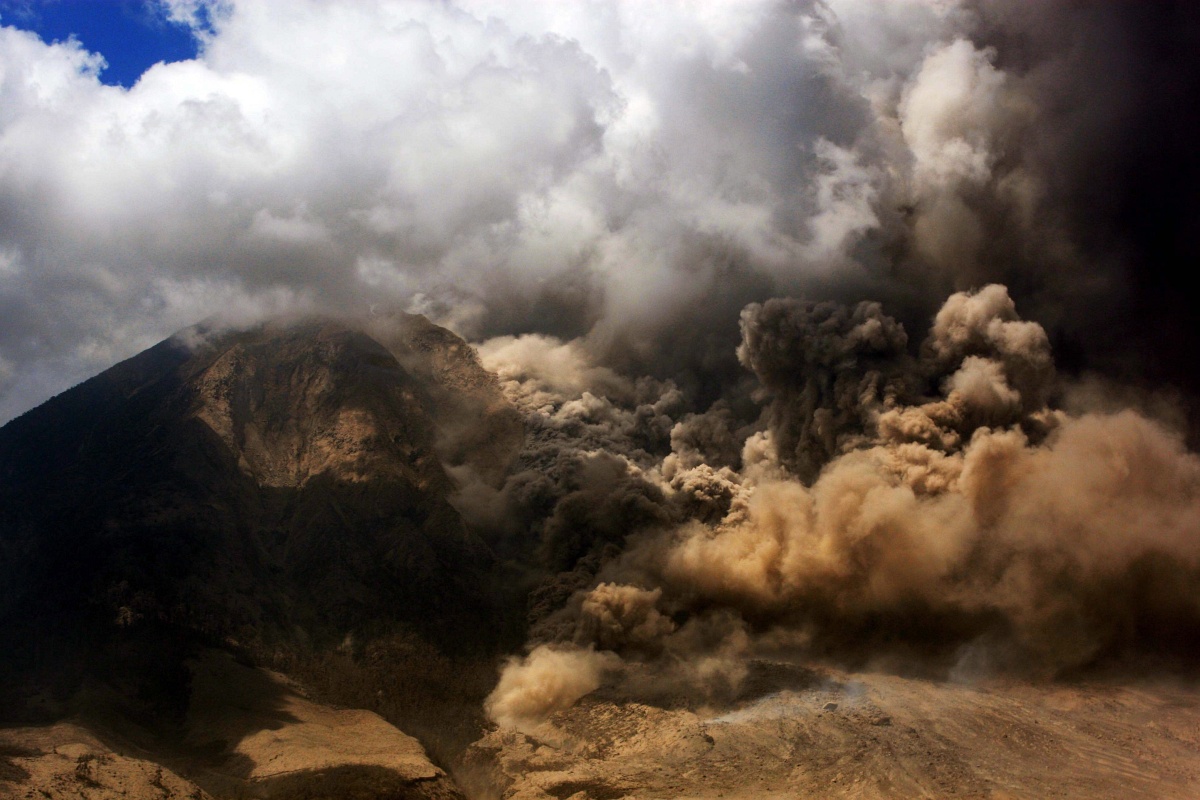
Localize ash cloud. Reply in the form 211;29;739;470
736;296;913;482
485;285;1200;728
484;645;620;735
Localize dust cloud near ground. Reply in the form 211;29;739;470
2;285;1198;800
479;285;1200;735
467;660;1200;800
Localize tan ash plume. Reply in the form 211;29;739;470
647;411;1200;667
484;285;1200;729
484;646;621;735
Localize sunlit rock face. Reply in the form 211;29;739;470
188;314;522;490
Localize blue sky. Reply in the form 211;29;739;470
0;1;202;86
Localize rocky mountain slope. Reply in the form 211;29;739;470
0;312;520;728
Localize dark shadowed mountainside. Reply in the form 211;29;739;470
0;313;522;728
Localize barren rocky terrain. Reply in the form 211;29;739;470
11;655;1199;800
466;661;1200;800
0;315;501;799
0;652;462;800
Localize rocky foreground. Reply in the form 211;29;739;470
0;652;462;800
464;661;1200;800
7;656;1200;799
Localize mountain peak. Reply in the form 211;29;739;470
0;312;522;724
186;320;446;489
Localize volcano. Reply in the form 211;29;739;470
0;313;525;798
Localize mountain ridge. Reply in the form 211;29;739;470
0;312;522;729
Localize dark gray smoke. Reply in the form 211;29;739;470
736;297;913;482
484;286;1200;731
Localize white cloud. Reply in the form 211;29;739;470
0;0;1054;422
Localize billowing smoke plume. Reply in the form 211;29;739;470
484;285;1200;728
484;645;620;735
735;297;914;482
